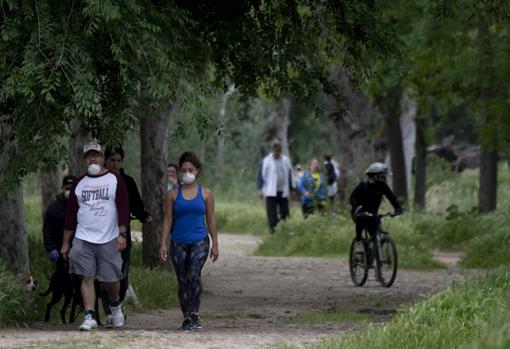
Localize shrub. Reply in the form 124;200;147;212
0;264;35;327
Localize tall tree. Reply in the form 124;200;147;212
140;107;171;268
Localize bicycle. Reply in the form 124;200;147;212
348;212;398;287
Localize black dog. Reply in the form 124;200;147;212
40;262;101;324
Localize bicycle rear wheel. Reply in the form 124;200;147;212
375;235;397;287
349;239;368;286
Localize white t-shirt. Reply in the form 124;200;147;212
65;171;129;244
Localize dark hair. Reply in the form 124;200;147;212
179;151;201;172
62;174;77;186
105;146;124;160
167;162;178;171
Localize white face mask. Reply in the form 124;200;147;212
182;172;196;185
88;163;101;176
64;190;71;199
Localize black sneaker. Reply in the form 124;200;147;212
179;318;192;331
190;314;202;330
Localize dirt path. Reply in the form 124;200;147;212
1;234;476;349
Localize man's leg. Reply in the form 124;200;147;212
277;192;290;221
68;238;98;330
96;238;124;327
266;196;278;233
81;277;97;310
104;281;121;304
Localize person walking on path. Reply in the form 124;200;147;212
159;151;219;331
257;140;294;233
167;162;179;192
43;174;77;267
101;147;152;326
61;141;130;331
300;158;327;218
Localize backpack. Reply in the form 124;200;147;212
325;161;337;185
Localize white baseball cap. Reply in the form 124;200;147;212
83;141;103;156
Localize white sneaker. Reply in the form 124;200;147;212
111;304;125;327
79;314;97;331
105;314;114;327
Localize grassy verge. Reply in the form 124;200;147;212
301;267;510;349
216;201;267;235
255;211;444;269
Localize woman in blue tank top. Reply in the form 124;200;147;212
159;151;219;331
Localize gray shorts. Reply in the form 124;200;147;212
69;237;123;282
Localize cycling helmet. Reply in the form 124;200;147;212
365;162;388;175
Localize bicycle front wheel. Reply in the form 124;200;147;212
349;239;368;287
375;235;398;287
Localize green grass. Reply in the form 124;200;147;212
255;210;444;269
301;267;510;349
289;311;371;324
216;201;268;234
129;243;179;310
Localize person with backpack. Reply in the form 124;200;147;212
299;158;327;218
323;155;340;212
349;162;402;250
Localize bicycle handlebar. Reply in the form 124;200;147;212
362;212;397;218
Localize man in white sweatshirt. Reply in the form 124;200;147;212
257;141;293;233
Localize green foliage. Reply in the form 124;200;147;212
0;0;201;188
306;268;510;349
0;264;35;327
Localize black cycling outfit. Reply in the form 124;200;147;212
349;181;402;241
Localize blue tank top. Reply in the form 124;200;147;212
171;185;208;243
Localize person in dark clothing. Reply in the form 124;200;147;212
349;162;402;242
101;147;152;326
43;174;77;266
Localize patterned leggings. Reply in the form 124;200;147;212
170;236;210;318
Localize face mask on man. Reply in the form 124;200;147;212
88;164;101;176
182;172;196;185
64;190;71;199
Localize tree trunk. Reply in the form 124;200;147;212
0;187;29;274
478;146;498;212
215;85;236;185
265;98;290;156
0;114;30;274
414;115;427;209
477;15;498;213
383;86;408;201
68;119;93;176
40;167;60;220
400;90;417;198
326;66;384;201
140;107;170;268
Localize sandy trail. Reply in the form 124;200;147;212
0;233;475;349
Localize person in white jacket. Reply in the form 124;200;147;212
257;141;293;233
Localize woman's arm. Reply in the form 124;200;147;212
159;189;175;261
204;187;219;262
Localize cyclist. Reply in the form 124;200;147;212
349;162;402;251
